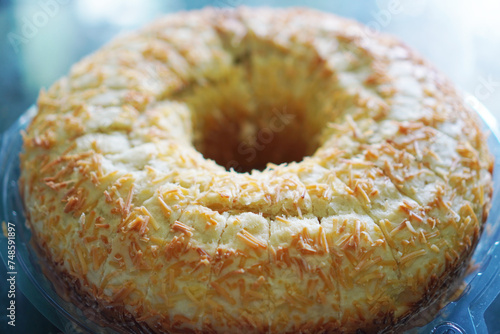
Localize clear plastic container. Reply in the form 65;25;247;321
0;107;119;334
1;97;499;333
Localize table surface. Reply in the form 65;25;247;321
1;0;499;333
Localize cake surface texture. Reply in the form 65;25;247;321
20;6;494;333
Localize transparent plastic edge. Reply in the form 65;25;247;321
0;107;100;334
416;94;500;334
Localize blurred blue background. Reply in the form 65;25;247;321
1;0;499;333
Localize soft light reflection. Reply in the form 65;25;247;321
380;0;429;17
75;0;163;27
463;0;500;38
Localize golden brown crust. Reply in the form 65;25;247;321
20;6;493;334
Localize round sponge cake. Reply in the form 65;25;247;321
20;6;493;333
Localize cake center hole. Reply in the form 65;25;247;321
177;46;338;173
193;103;320;173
